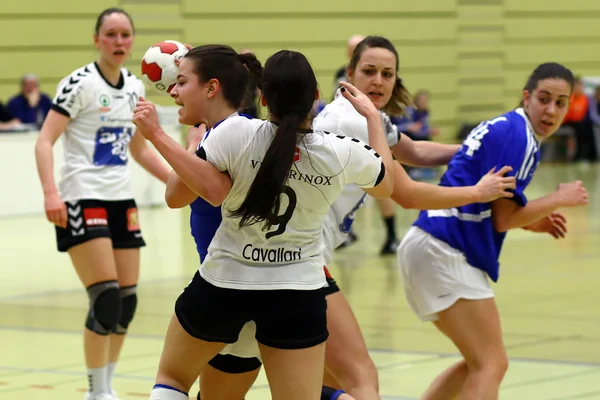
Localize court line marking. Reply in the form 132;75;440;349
1;324;600;369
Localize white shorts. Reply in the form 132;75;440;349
219;321;261;360
397;226;494;322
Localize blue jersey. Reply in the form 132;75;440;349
414;108;540;282
189;113;251;262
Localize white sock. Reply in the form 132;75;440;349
87;366;109;395
150;385;189;400
107;362;117;393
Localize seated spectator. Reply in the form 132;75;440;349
391;90;439;141
0;101;20;131
390;90;439;181
8;73;52;128
562;77;595;162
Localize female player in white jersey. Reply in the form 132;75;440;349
398;62;589;399
160;45;363;400
314;35;517;267
133;48;395;400
34;8;170;400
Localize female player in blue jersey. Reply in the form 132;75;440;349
398;62;589;400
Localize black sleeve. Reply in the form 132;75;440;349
195;146;207;160
375;163;386;186
51;104;70;118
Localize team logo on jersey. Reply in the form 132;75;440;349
84;208;108;227
127;208;140;231
99;94;111;112
294;147;300;163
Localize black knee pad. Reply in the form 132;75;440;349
85;280;121;335
114;285;138;334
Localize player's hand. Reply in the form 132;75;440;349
132;97;163;141
44;192;67;228
338;81;378;119
475;166;516;202
186;123;207;151
556;180;589;207
524;212;568;239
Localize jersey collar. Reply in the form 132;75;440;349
94;62;124;90
515;108;540;145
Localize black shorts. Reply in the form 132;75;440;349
55;199;146;252
175;272;328;350
206;266;340;374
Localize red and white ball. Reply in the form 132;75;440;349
141;40;188;95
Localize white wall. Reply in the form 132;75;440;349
1;109;183;218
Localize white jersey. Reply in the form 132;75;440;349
52;62;145;202
199;116;385;290
313;95;401;263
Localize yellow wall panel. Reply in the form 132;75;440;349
505;69;542;92
234;44;457;76
0;20;95;47
122;4;181;16
428;99;457;122
457;5;503;22
132;34;184;58
505;44;600;65
182;0;455;14
3;51;96;81
397;46;457;69
505;0;600;12
505;19;600;39
402;72;458;96
459;110;504;124
0;0;117;14
183;18;456;45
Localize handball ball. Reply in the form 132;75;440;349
141;40;188;95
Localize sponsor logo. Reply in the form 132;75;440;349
99;94;111;112
127;208;140;231
242;244;301;263
250;160;332;186
84;208;108;227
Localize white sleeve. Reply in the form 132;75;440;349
137;78;146;99
52;67;93;119
342;137;385;189
380;111;400;146
337;113;369;142
197;116;251;172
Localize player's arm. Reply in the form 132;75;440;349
129;128;171;184
390;162;516;209
164;125;206;208
133;98;231;206
340;82;394;199
34;110;70;227
491;181;588;232
390;134;461;167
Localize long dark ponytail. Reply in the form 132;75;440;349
231;50;317;230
